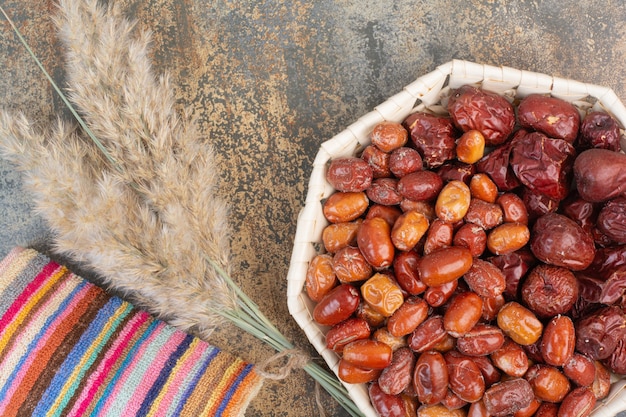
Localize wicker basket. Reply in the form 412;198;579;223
287;60;626;417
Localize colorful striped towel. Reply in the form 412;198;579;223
0;247;264;417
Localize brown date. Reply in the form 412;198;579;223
472;355;502;387
521;187;560;221
305;254;337;302
356;300;386;328
514;398;541;417
560;191;599;233
575;305;626;361
521;264;579;317
604;337;626;374
467;400;489;417
368;382;406;417
517;94;580;142
462;259;506;298
419;246;473;287
422;219;454;255
424;279;458;307
541;315;575;367
579;111;621;152
389;146;423;177
445;350;486;403
403;111;458;168
325;317;371;352
453;223;487;257
475;140;521;191
558;387;596;417
497;193;528;225
464;198;503;230
563;353;596;387
489;249;536;300
371;120;409;153
482;378;534;417
413;350;449;405
323;191;369;223
338;359;381;384
456;129;485;164
378;347;416;395
510;132;576;200
443;291;483;337
530;212;595;271
397;170;444;201
597;197;626;244
487;223;530;255
447;85;515;146
441;390;468;411
408;315;447;353
367;204;403;227
573;148;626;203
490;338;529;377
361;144;392;178
358;217;395;269
469;173;498;203
481;294;505;322
326;157;373;192
373;327;408;352
322;219;361;253
437;160;476;184
591;360;612;400
418;404;467;417
497;301;543;345
525;364;571;403
435;180;471;223
456;324;505;356
535;403;559;417
367;178;403;206
312;284;360;326
392;251;427;295
361;273;404;317
391;210;429;251
343;339;393;369
332;246;372;283
387;296;429;337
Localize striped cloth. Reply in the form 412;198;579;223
0;247;264;417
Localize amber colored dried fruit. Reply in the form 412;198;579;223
447;85;516;147
332;246;372;283
490;338;529;378
371;120;409;153
435;180;471;223
443;291;483;337
408;315;447;353
323;191;369;223
456;129;486;164
558;387;596;417
469;173;498;203
535;402;559;417
413;350;449;405
464;198;503;230
368;382;406;417
482;378;534;417
361;273;404;317
525;364;571;403
387;296;428;337
445;350;486;403
540;315;575;367
481;294;505;322
419;246;473;287
517;94;581;142
355;300;386;328
357;217;395;269
521;264;579;317
372;327;407;351
389;146;423;177
391;210;429;251
530;212;596;271
312;283;360;326
418;404;467;417
487;223;530;255
322;219;361;253
378;347;416;395
563;353;596;387
403;111;458;168
325;317;370;352
338;358;381;384
423;218;454;255
497;193;528;224
463;258;506;298
513;398;541;417
343;339;393;370
457;324;506;356
453;223;487;257
366;204;403;227
579;111;622;152
591;360;611;400
361;144;392;178
424;279;458;308
497;301;543;345
326;157;373;192
305;254;337;302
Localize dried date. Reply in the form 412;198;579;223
403;111;458;168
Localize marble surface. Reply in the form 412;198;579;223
2;1;626;416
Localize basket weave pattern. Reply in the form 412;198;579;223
287;60;626;417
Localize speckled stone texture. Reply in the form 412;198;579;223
1;1;626;416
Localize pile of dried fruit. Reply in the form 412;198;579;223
305;85;626;417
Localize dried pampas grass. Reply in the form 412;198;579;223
0;1;364;415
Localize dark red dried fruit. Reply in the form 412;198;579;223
521;264;579;318
578;111;621;152
597;197;626;244
403;111;458;168
326;157;373;192
517;94;580;143
575;305;626;360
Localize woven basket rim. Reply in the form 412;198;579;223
287;59;626;417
